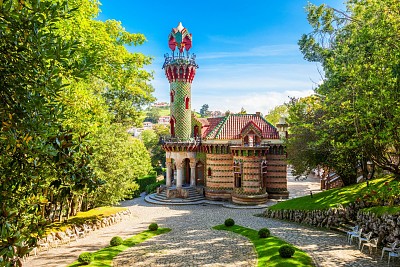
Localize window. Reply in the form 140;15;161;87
194;125;199;138
185;96;190;109
207;167;212;176
261;160;268;188
170;91;174;103
170;117;175;137
233;160;242;188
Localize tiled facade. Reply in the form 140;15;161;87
162;23;289;204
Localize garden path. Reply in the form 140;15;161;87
24;171;394;267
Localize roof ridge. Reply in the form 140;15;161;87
207;114;230;139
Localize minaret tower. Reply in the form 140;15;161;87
163;22;198;139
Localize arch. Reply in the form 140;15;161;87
261;160;268;188
196;161;205;186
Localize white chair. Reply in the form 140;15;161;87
388;248;400;264
346;225;359;243
83;224;93;235
358;231;373;249
382;240;399;260
350;228;363;245
65;229;77;242
361;237;378;254
74;226;85;238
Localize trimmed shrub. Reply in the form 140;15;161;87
110;236;123;246
148;223;158;231
279;244;295;258
78;252;94;265
258;228;271;238
224;218;235;227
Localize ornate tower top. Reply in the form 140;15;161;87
168;22;192;53
163;22;198;83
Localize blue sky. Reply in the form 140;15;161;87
98;0;344;114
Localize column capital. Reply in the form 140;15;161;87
166;161;173;168
189;159;196;169
176;161;183;169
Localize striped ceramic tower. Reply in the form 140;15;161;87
163;22;198;139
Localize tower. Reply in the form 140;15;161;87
163;22;198;139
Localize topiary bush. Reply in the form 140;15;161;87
224;218;235;227
279;244;295;258
258;228;271;238
110;236;123;246
78;252;94;265
148;223;158;231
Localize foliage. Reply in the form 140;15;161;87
298;0;400;178
141;124;169;172
361;206;400;216
268;175;398;211
78;252;94;265
145;181;165;194
68;228;171;267
258;228;271;238
224;218;235;227
265;105;288;126
132;174;157;197
199;104;210;118
213;225;312;267
110;236;123;247
279;245;295;258
148;223;158;231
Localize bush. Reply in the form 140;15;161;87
110;236;123;246
258;228;270;238
145;181;165;194
279;244;295;258
149;223;158;231
78;252;94;265
132;174;157;197
224;218;235;227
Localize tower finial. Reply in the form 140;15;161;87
168;22;192;53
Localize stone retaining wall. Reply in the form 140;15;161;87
264;204;400;246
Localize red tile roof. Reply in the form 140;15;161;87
205;114;279;140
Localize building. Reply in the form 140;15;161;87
158;116;170;125
161;23;289;204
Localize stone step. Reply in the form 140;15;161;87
148;186;206;203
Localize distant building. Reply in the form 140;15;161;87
143;121;153;129
158;116;170;125
153;102;169;108
210;110;223;117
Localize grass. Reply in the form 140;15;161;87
46;206;128;233
68;228;171;267
268;175;398;211
213;225;313;267
361;206;400;216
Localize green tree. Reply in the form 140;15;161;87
298;0;400;179
200;104;209;118
141;124;169;173
265;105;288;126
0;0;91;263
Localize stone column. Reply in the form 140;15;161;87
176;161;183;189
166;161;172;187
190;160;196;187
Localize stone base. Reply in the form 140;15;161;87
232;193;269;205
205;190;231;201
267;191;289;199
166;188;188;198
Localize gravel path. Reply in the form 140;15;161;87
24;172;396;267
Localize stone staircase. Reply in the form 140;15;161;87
145;186;206;205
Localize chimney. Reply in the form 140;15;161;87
256;112;261;116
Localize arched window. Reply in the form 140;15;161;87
170;117;175;137
185;96;190;109
261;160;268;188
170;91;174;103
207;167;212;176
194;125;199;138
233;160;242;188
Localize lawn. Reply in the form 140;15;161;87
213;224;313;267
268;176;398;211
46;206;128;233
68;228;171;267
